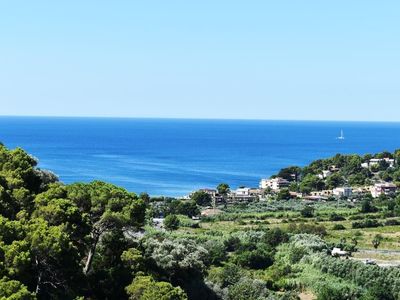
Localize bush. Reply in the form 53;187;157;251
178;216;200;228
141;237;208;277
235;246;274;270
277;188;291;201
224;236;241;252
300;206;315;218
329;213;346;221
352;219;382;229
317;284;359;300
361;199;378;213
203;240;227;266
220;264;242;288
384;219;400;226
191;191;212;206
263;227;289;247
164;214;180;230
227;278;270;300
332;224;346;230
125;275;187;300
349;214;379;220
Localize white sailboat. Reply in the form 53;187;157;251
337;130;345;140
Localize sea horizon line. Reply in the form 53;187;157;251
0;114;399;124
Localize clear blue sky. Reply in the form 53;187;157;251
0;1;399;121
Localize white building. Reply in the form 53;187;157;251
229;187;256;202
235;187;251;196
259;177;290;191
318;170;332;179
197;188;218;197
333;187;352;198
371;182;397;198
361;162;369;168
362;158;395;169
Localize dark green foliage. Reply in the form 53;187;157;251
272;151;400;194
348;172;368;186
300;206;314;218
372;234;383;249
224;236;242;252
325;173;344;190
299;174;325;194
0;145;58;218
139;192;151;203
360;198;378;213
263;227;289;247
329;213;346;221
0;145;147;299
164;214;180;230
317;285;358;300
384;218;400;226
352;218;382;229
332;224;346;230
219;263;242;288
387;200;396;211
235;245;274;269
88;230;133;299
203;240;227;266
191;191;212;207
163;200;200;217
365;281;395;300
277;166;302;182
277;188;291;201
176;201;200;217
217;183;230;195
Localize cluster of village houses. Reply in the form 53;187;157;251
186;157;398;204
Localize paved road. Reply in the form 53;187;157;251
352;248;400;267
358;248;400;255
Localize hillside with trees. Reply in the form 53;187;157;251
273;151;400;194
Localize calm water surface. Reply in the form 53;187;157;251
0;117;399;196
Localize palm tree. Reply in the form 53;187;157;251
217;183;230;208
372;234;383;249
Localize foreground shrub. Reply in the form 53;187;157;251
317;284;359;300
141;237;209;277
126;275;187;300
0;277;35;300
227;278;270;300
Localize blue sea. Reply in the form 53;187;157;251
0;117;399;196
